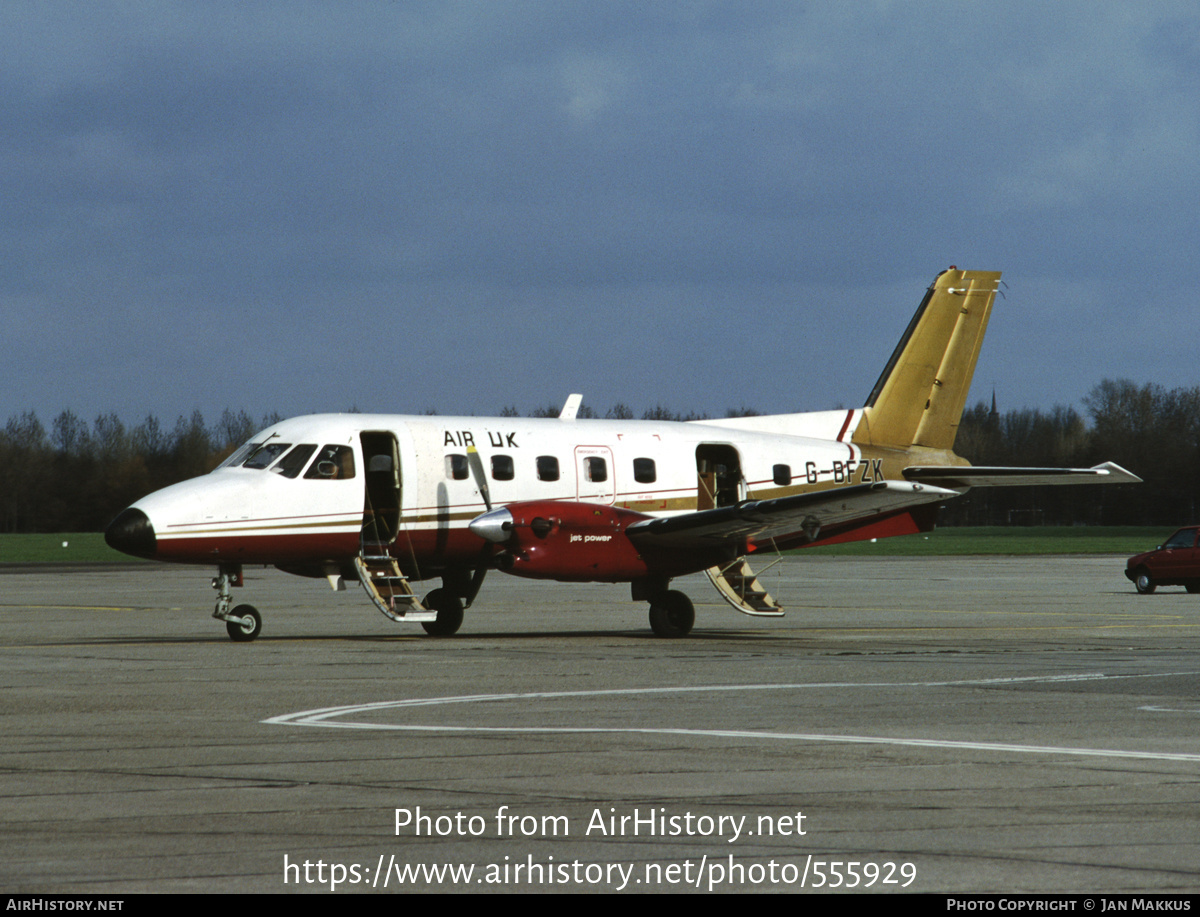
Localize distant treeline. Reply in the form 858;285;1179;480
947;379;1197;527
0;380;1188;533
0;404;742;533
0;409;279;533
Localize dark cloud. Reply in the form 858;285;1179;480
2;2;1198;424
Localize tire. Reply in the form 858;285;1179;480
1186;583;1200;594
226;604;262;642
648;590;695;638
1134;570;1156;595
421;588;464;636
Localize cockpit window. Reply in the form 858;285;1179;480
243;442;292;469
272;444;318;479
304;445;356;480
217;440;261;469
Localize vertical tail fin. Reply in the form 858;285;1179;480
853;268;1001;451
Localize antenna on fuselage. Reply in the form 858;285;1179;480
559;393;583;421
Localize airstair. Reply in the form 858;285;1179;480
354;540;436;623
704;556;784;617
355;435;437;624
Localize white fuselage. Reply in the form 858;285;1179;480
122;408;892;578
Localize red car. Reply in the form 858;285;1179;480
1125;526;1200;594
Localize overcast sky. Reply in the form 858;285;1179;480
3;1;1197;428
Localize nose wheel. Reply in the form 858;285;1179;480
225;604;262;642
212;564;262;642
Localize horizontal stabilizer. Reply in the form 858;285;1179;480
627;480;958;549
903;462;1142;490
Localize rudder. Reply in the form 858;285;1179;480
853;267;1001;451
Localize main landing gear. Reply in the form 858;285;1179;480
634;576;697;638
419;588;465;636
647;590;695;638
212;565;262;642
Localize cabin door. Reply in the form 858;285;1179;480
360;431;402;545
696;443;744;511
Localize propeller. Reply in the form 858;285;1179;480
463;446;495;607
466;446;492;513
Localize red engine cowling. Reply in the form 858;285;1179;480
487;500;655;582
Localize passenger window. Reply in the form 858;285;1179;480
633;458;656;484
243;442;291;470
585;456;607;482
445;454;469;480
273;444;318;479
304;445;356;480
492;455;514;481
773;464;792;486
537;455;560;482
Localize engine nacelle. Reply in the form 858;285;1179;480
471;500;655;582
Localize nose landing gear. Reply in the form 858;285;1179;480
212;564;262;642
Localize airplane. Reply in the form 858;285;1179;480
104;267;1140;642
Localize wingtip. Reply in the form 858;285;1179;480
1091;462;1142;484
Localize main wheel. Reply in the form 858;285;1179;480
1186;583;1200;594
648;590;695;638
1134;570;1156;595
421;588;464;636
226;604;262;642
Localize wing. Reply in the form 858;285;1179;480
903;461;1141;489
626;480;958;549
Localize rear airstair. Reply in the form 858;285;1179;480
705;556;784;617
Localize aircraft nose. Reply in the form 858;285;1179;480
105;508;157;559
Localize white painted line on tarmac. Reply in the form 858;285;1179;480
264;672;1200;764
